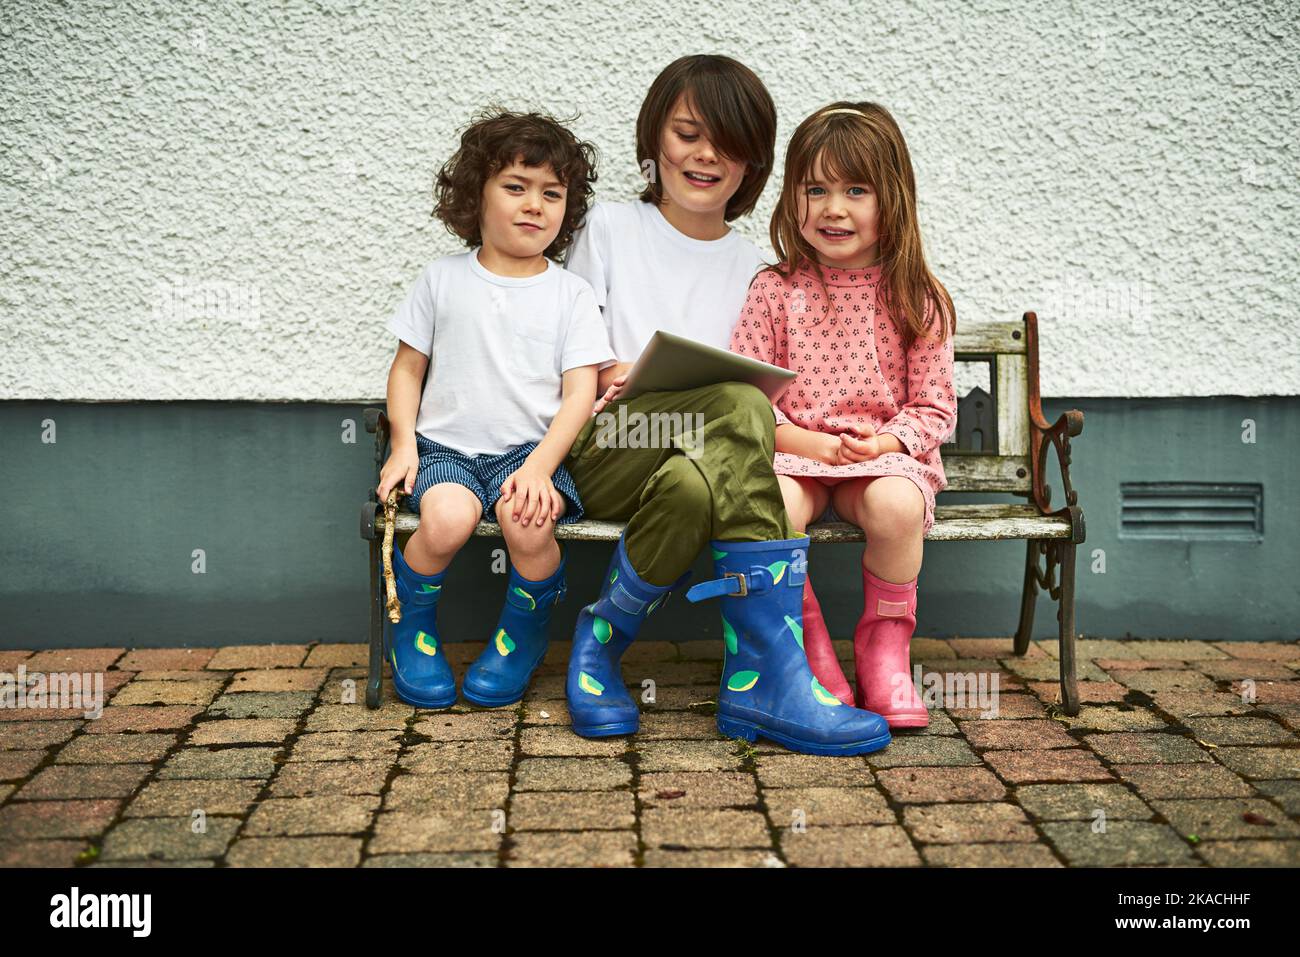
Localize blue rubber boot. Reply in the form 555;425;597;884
383;543;457;709
462;553;567;707
566;535;689;737
686;537;891;755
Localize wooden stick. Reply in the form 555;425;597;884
383;488;402;623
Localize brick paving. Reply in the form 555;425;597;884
1;638;1298;867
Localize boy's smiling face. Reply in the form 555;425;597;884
656;94;746;220
479;155;567;261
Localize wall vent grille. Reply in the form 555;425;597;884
1119;482;1262;541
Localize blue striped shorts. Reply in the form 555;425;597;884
409;434;585;524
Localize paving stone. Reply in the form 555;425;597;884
206;645;309;670
207;691;315;719
1027;680;1129;704
1151;691;1255;718
0;651;33;669
1042;820;1195;866
642;808;771;849
1053;705;1168;732
622;640;680;664
1212;642;1300;662
923;844;1063;867
674;639;725;661
637;740;746;772
1213;747;1300;779
1184;716;1295;746
1161;798;1299;841
401;739;514;773
506;829;634;867
1252;681;1300;705
635;712;721;740
983;749;1114;784
187;718;297;746
875;767;1007;804
0;720;81;748
520;675;567;700
17;763;151;800
363;852;497;867
0;839;89;867
754;754;874;788
899;710;959;736
156;746;280;780
117;648;216;671
0;750;45;780
1007;658;1108;682
1195;840;1300;867
958;718;1077;751
509;790;635;831
412;710;518;742
133;670;234;682
0;798;120;839
514;758;632;791
644;848;779;867
84;706;203;734
911;638;955;659
125;779;262;817
227;669;329;694
865;736;980;769
384;772;509;811
105;681;219;712
1113;670;1216;695
1112;763;1255;800
87;859;215;868
56;733;176;765
244;795;380;836
519;699;570;726
370;809;502;854
779;824;921;867
227;836;363;867
1014;783;1153;821
269;760;392;797
24;649;126;672
288;731;402;763
1083;732;1212;764
303;644;368;669
947;694;1047;720
519;726;626;757
949;638;1047;659
1195;659;1298;681
641;684;720;711
1254;780;1300;816
1095;658;1188;672
639;772;757;810
903;803;1037;844
99;816;240;861
310;702;413;733
764;787;894;827
0;784;11;804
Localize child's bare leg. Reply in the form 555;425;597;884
495;497;564;580
831;476;925;582
777;475;831;533
404;483;482;574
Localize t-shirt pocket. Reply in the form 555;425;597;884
509;314;558;382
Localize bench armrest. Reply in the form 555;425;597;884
1023;313;1085;543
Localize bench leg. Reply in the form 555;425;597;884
366;538;384;709
1013;540;1039;655
1055;541;1080;716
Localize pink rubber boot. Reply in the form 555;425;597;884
802;577;855;706
853;568;928;727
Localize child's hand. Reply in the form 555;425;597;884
814;431;843;466
378;442;419;504
838;425;880;464
593;373;629;415
499;462;561;526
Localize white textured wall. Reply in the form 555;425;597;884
2;0;1296;400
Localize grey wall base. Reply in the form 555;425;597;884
1;397;1296;648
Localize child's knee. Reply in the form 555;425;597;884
644;455;710;518
415;485;482;544
861;478;925;536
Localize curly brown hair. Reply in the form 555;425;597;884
433;108;598;261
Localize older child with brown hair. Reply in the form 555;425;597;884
376;109;614;709
730;102;958;728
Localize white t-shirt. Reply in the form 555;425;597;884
564;200;768;369
387;250;614;456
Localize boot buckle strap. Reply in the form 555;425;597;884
686;570;768;603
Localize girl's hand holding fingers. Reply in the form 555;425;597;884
838;426;880;464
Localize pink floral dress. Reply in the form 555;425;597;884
729;262;957;534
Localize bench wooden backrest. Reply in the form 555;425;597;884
943;317;1034;494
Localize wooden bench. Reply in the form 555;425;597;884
360;311;1086;714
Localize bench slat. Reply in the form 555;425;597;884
379;504;1069;543
942;454;1031;492
953;322;1026;355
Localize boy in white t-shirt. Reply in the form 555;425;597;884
376;109;613;710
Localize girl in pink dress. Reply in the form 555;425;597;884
729;101;957;728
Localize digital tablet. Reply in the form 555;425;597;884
620;330;797;402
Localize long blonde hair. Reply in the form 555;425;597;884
770;101;955;347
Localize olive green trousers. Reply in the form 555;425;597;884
563;381;798;586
